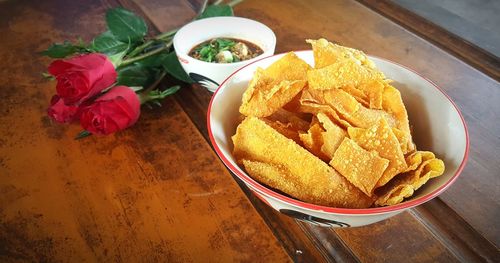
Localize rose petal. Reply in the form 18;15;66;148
50;53;117;105
79;86;140;135
47;95;79;123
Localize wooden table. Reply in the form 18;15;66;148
1;0;498;262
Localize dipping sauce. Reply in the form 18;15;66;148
189;38;264;63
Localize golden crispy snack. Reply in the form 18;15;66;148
282;90;304;112
316;112;346;159
300;88;396;129
299;100;353;129
404;151;436;172
262;119;303;144
299;123;329;161
232;117;374;208
264;52;311;82
265;108;310;131
239;68;307;117
264;109;310;144
347;118;408;188
382;83;414;153
356;80;384;109
307;59;385;90
391;127;409;154
375;153;445;206
330;138;390;197
242;159;303;195
339;85;370;107
306;38;378;70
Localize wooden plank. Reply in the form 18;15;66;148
0;0;291;261
297;222;360;263
356;0;500;81
412;199;500;263
335;212;460;263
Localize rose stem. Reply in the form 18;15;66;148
227;0;243;7
121;0;243;66
127;29;177;58
120;40;173;67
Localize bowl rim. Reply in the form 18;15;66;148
173;16;276;68
207;50;470;215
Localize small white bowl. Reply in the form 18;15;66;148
173;17;276;92
208;51;469;227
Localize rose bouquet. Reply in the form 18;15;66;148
42;1;240;138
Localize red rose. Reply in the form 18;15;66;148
80;86;140;135
47;95;80;123
48;53;117;105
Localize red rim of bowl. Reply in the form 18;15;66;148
207;50;469;215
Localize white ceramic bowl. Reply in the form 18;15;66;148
208;51;469;227
173;17;276;92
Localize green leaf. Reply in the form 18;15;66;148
75;130;92;140
41;72;55;80
162;52;193;83
128;86;143;92
160;85;181;96
141;85;181;105
92;31;131;67
197;4;233;19
106;7;148;43
116;64;154;87
107;47;129;68
41;41;82;58
92;31;129;54
136;51;169;68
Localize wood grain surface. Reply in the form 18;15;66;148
0;0;290;262
0;0;499;262
357;0;500;81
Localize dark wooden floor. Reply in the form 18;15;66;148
394;0;500;58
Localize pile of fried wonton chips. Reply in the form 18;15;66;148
232;38;445;208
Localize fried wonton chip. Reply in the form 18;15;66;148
392;128;409;154
262;119;302;144
316;112;339;131
299;123;329;161
242;159;303;196
340;85;370;107
233;117;373;208
307;59;385;90
316;112;346;159
350;106;397;129
282;89;304;112
347;119;408;188
382;83;414;153
301;88;396;129
404;151;436;172
375;155;445;206
239;68;307;117
330;138;389;197
306;38;378;69
264;52;311;82
299;99;353;129
301;88;358;118
266;108;310;131
357;80;384;109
